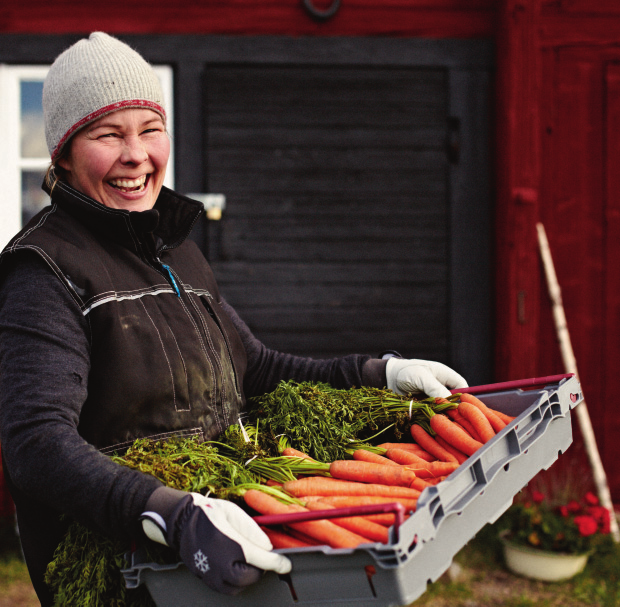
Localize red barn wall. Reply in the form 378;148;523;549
0;0;496;38
496;0;620;501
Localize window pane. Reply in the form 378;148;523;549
22;170;50;226
20;81;48;159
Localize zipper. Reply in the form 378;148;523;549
161;263;181;297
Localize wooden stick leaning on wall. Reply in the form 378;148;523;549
536;222;619;542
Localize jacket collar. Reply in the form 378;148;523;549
48;181;204;254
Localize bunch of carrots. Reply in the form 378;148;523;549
242;392;514;550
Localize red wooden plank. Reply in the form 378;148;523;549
540;14;620;47
548;48;605;408
550;0;620;15
537;47;564;380
603;61;620;497
494;0;542;382
0;1;495;37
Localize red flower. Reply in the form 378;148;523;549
574;515;598;537
588;506;607;524
560;505;570;517
532;490;545;504
566;500;581;513
588;506;611;534
585;492;599;506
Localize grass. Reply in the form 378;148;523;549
0;517;39;607
0;517;24;581
1;515;620;606
411;518;620;607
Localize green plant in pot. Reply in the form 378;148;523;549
500;489;611;582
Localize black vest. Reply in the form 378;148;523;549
1;182;247;452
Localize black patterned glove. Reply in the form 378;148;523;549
140;488;291;595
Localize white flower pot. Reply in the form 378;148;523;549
500;533;590;582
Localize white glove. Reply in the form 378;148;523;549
386;358;468;399
141;492;291;594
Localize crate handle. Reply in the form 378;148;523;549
253;502;406;542
450;373;575;396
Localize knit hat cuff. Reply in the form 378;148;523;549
51;99;166;162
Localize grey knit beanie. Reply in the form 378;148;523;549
43;32;166;162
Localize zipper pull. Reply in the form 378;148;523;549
161;264;181;298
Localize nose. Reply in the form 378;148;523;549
120;135;148;165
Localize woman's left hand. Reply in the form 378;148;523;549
386;358;468;399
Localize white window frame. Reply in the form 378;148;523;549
0;64;174;249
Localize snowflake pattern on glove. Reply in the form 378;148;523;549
194;549;210;574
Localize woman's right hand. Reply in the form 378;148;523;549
140;488;291;595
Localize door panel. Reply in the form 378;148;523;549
207;65;450;363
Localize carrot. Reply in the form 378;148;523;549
409;476;433;491
283;477;421;499
458;393;506;433
362;513;407;526
492;409;516;425
446;409;482;441
353;449;399;466
244;489;293;516
306;501;389;544
297;495;324;503
285;527;323;546
410;424;458;463
376;443;435;462
328;459;421;489
314;495;418;513
430;413;484;456
244;489;371;548
385;449;459;478
424;463;459;478
265;479;283;487
435;435;469;464
425;476;447;486
458;401;495;443
261;526;314;549
384;448;430;467
282;447;315;460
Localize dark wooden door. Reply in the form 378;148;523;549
198;38;494;384
207;65;450;361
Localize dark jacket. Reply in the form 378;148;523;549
4;182;249;452
0;182;385;605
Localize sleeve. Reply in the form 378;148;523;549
0;253;161;539
219;299;387;399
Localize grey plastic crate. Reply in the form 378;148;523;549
122;375;583;607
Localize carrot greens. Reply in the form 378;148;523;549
248;381;456;462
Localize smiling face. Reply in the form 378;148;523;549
57;108;170;212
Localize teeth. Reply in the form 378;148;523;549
109;175;147;189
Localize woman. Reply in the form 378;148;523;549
0;32;467;605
